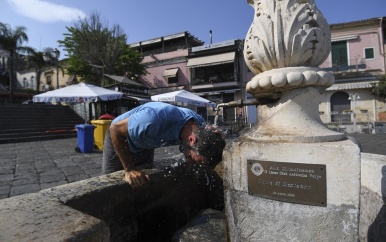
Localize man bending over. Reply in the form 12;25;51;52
101;102;226;189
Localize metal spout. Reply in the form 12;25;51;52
213;100;260;127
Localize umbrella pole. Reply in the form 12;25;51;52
84;102;87;124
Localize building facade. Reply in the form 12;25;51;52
131;32;203;92
186;39;254;124
131;32;255;126
0;50;31;102
16;63;73;94
319;17;386;125
0;49;74;103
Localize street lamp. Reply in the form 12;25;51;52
52;48;60;89
348;93;360;125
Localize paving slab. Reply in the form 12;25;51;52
0;193;109;241
0;133;385;200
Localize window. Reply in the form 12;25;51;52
46;75;52;85
191;63;234;85
31;76;35;89
162;68;179;84
23;77;28;88
364;48;374;59
331;41;348;66
168;76;178;84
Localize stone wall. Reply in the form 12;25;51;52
319;89;382;123
360;153;386;241
0;153;384;241
0;163;224;242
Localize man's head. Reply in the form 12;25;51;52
180;126;226;167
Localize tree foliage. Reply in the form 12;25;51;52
115;45;147;80
58;12;146;85
372;74;386;99
26;48;60;93
0;22;29;55
0;22;31;101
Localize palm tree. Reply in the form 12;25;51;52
27;48;52;94
0;22;30;102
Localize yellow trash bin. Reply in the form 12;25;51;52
91;120;112;150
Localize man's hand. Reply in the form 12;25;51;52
124;170;150;189
110;120;150;189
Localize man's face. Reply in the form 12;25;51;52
180;142;204;164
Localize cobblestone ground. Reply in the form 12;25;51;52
1;133;385;200
0;138;182;200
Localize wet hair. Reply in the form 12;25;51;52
193;126;226;167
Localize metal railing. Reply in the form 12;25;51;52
321;58;366;72
191;75;235;85
140;44;191;56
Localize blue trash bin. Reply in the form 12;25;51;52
75;124;96;153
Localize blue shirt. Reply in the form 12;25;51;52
112;102;205;153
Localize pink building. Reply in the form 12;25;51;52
130;32;256;127
130;32;203;93
318;17;386;131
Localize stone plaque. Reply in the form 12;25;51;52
247;160;326;207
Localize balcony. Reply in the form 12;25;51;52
142;49;188;64
190;60;239;90
321;58;366;72
192;74;235;85
191;73;238;91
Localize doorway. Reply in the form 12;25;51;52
330;91;350;123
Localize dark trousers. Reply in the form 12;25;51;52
101;129;154;175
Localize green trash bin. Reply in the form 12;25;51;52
75;124;96;153
91;120;112;150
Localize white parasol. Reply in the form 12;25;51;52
32;82;123;103
151;90;215;107
33;82;123;123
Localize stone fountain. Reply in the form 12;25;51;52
223;0;361;241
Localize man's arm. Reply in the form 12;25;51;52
109;119;149;188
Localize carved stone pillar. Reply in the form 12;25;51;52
243;0;344;142
223;1;360;241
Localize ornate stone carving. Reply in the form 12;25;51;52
242;0;344;142
244;0;334;97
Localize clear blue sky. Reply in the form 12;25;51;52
0;0;385;59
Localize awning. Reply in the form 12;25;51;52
104;74;145;87
123;95;151;104
326;80;378;91
331;34;359;42
162;68;179;78
186;52;235;68
148;86;185;95
151;90;216;107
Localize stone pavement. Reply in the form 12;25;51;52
348;133;386;155
0;138;182;200
0;133;385;200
